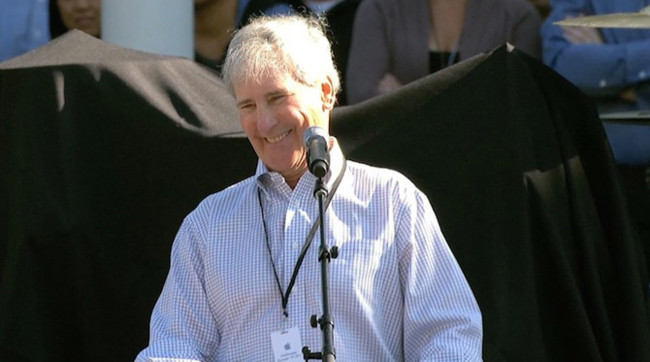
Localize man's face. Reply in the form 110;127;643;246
234;73;332;186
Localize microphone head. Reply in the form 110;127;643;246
303;126;329;147
303;126;330;178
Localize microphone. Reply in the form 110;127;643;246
303;126;330;178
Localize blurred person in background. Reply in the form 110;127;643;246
345;0;542;104
541;0;650;113
49;0;101;38
194;0;291;73
529;0;551;19
194;0;242;73
0;0;50;62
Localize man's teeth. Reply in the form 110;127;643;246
267;130;290;143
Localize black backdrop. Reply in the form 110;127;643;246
1;31;649;361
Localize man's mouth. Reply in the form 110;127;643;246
266;130;291;144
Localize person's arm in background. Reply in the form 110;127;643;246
509;1;543;59
345;0;394;104
541;0;650;98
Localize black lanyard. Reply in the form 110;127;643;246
257;158;347;317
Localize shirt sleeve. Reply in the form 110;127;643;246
395;184;483;361
136;214;220;362
541;0;650;96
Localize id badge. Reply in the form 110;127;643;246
271;326;303;362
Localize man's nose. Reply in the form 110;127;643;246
256;105;277;134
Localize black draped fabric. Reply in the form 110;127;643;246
333;47;650;361
0;31;256;361
1;31;649;361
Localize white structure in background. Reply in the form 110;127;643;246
102;0;193;59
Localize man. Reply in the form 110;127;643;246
136;15;483;361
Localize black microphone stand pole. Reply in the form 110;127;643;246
302;177;337;362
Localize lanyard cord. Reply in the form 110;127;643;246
258;158;347;318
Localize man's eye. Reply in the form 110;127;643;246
239;103;254;110
269;94;286;103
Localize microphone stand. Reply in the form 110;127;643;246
302;177;337;362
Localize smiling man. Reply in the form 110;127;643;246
234;71;333;188
136;15;483;361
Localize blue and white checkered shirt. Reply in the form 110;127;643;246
137;140;483;361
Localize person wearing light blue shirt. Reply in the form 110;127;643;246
542;0;650;165
136;15;483;361
542;0;650;112
0;0;50;62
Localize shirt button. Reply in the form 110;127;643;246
293;242;300;250
640;71;647;79
599;79;607;88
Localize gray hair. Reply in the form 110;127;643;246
221;15;341;98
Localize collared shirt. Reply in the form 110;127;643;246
0;0;49;62
136;140;483;361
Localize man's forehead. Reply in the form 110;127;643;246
234;74;302;97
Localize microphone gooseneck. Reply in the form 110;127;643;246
303;126;330;178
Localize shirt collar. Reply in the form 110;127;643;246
255;137;345;194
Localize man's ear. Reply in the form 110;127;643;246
321;76;336;111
